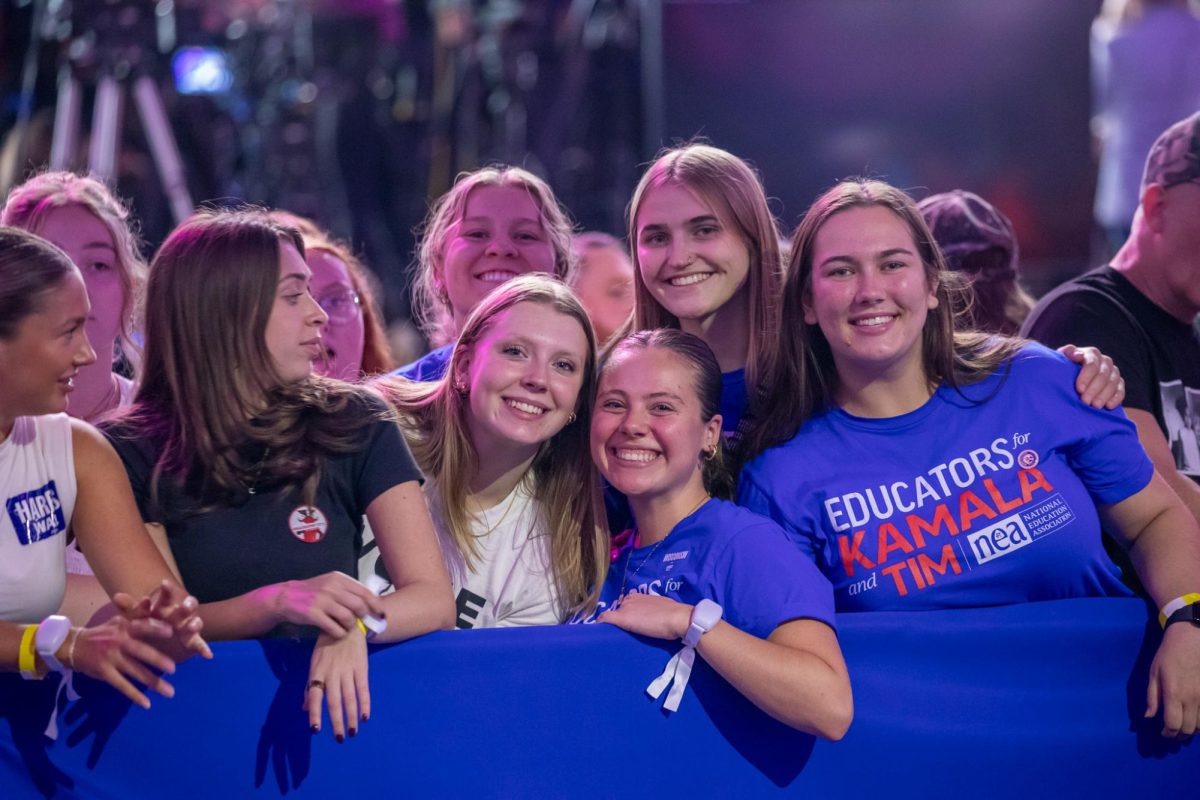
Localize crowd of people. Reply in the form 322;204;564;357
3;109;1200;744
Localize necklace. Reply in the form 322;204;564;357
468;480;523;536
240;446;271;495
618;494;711;599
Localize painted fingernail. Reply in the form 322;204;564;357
311;725;320;733
361;713;368;723
349;728;357;738
336;734;344;744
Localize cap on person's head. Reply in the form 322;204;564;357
917;189;1018;278
1141;112;1200;192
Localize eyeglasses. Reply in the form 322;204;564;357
316;289;362;324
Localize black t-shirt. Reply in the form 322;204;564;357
102;395;423;605
1022;265;1200;479
1021;265;1200;597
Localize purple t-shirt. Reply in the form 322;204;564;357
571;498;836;637
739;344;1151;611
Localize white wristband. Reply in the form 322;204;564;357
34;615;72;673
682;599;723;648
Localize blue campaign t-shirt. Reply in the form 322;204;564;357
391;344;453;382
720;369;748;433
571;498;836;638
738;344;1151;611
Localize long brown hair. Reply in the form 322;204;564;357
741;179;1024;463
377;274;607;616
625;144;784;400
119;208;385;506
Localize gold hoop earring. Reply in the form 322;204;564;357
702;447;716;462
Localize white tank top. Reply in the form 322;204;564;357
0;414;76;623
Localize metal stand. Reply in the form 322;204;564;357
49;65;194;224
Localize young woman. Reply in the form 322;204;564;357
101;210;453;740
269;211;395;381
575;329;851;738
629;144;1124;437
3;172;146;422
396;166;576;381
377;274;607;627
739;179;1200;738
0;226;208;708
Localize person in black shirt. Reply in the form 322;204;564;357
102;210;453;741
1024;112;1200;533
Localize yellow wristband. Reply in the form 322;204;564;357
356;618;368;636
18;624;40;680
1158;593;1200;628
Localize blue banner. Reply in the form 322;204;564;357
1;598;1195;798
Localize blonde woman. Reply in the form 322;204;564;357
377;274;607;627
396;166;576;382
2;172;147;422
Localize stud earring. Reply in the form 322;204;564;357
567;412;577;424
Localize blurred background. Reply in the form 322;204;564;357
0;0;1143;345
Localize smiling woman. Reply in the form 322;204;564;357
377;274;608;629
739;178;1200;739
0;226;210;707
99;209;454;741
395;166;577;382
573;329;851;738
623;145;786;437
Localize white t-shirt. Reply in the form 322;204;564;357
432;478;561;629
356;477;562;628
0;414;76;623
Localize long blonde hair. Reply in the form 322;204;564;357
411;166;576;347
377;274;607;616
626;144;784;400
2;171;147;374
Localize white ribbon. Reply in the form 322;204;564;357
646;644;697;713
43;670;80;740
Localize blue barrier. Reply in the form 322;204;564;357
1;598;1195;799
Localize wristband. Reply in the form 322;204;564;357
18;624;40;680
35;615;71;673
1158;593;1200;628
646;600;725;714
682;599;723;648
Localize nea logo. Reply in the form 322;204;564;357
6;481;66;545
